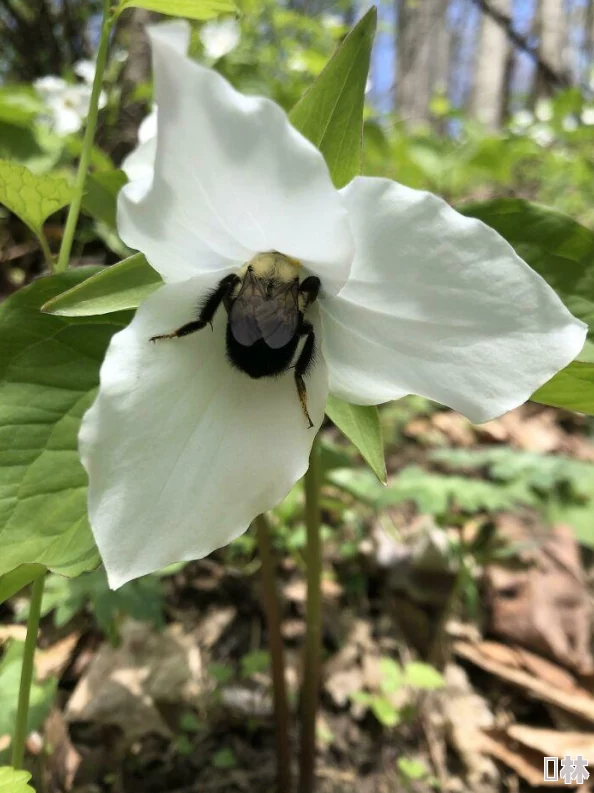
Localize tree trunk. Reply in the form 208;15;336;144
535;0;569;96
396;0;446;126
471;0;511;128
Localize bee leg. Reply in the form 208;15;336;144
294;321;316;429
150;273;240;343
298;276;321;313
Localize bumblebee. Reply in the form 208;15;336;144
150;252;321;428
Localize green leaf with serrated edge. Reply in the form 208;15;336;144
42;254;163;317
460;198;594;360
116;0;237;20
325;397;386;484
289;7;376;189
0;269;131;578
0;159;72;236
82;169;128;229
0;565;45;606
0;767;35;793
531;361;594;415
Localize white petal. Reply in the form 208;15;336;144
53;105;83;135
150;18;191;54
137;107;158;145
321;177;586;423
200;18;240;59
34;75;67;98
74;59;96;85
121;137;156;201
79;276;328;588
117;28;353;292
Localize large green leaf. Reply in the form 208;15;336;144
0;767;35;793
0;270;131;577
461;198;594;360
325;397;386;484
42;254;162;317
116;0;237;19
532;361;594;414
289;7;376;189
0;159;71;237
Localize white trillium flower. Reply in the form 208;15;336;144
80;25;586;588
34;73;107;137
200;17;240;60
511;109;534;130
582;106;594;125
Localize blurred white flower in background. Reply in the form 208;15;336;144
288;51;308;72
581;106;594;125
562;115;578;132
73;59;96;85
510;109;533;132
33;73;106;136
199;17;240;60
535;99;553;122
321;13;343;32
530;123;555;147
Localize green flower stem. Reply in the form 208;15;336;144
299;437;322;793
11;572;45;770
36;231;54;273
56;0;112;273
254;513;292;793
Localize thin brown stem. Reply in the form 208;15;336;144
255;513;292;793
298;438;322;793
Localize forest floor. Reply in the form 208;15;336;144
2;396;594;793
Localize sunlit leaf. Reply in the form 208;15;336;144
325;397;386;484
532;361;594;414
116;0;237;20
0;565;45;607
42;254;162;317
0;269;131;577
0;767;35;793
290;7;376;188
0;159;71;235
82;169;127;229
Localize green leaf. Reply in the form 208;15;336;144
289;7;376;188
403;662;445;690
397;758;429;781
379;657;403;694
212;748;237;769
370;696;400;728
82;169;128;229
42;254;163;317
0;269;131;578
0;642;57;761
460;198;594;359
0;565;45;607
116;0;237;20
325;397;386;484
0;767;35;793
532;361;594;415
0;159;71;236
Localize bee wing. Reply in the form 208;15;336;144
255;280;300;349
228;271;266;346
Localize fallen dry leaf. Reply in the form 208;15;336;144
66;620;203;743
454;640;594;723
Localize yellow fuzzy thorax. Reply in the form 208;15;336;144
241;251;302;281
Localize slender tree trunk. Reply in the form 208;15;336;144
471;0;511;128
396;0;445;126
534;0;569;97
